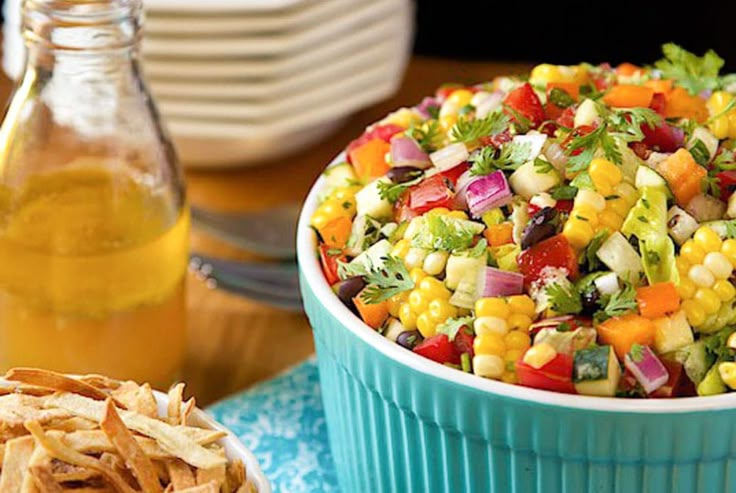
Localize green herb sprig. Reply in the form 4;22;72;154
338;255;414;304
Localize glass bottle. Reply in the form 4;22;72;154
0;0;188;388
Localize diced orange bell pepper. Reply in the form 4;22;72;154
602;84;654;108
547;82;580;101
484;222;514;247
353;292;389;329
645;79;674;94
349;138;391;182
318;216;352;249
616;63;642;76
597;314;656;359
664;87;709;123
657;148;707;207
636;282;680;319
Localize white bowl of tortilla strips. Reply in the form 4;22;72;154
0;368;271;493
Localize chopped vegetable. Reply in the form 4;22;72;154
624;345;669;394
597;314;656;359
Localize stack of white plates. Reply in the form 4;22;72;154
3;0;414;167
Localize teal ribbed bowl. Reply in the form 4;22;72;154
297;156;736;493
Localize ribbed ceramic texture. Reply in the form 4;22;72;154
301;277;736;493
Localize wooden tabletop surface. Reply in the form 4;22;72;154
0;57;531;405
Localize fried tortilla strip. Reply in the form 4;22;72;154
45;394;226;469
180;399;196;427
5;370;108;401
24;421;137;493
29;465;63;493
0;436;35;493
0;394;71;427
195;464;225;490
165;460;196;490
174;481;219;493
77;375;122;391
226;459;245;491
22;442;53;493
46;417;99;433
236;482;257;493
167;385;184;425
100;399;162;493
112;382;158;418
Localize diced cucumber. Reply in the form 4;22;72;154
653;310;694;354
573;345;621;396
697;363;727;396
635;166;667;190
574;99;600;128
512;132;547;162
323;162;357;190
449;274;478;309
445;254;485;291
595;232;643;284
355;178;393;219
509;161;560;200
594;272;620;296
688;127;719;161
349;239;392;271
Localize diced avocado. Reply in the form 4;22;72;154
697;363;727;396
653;310;694;355
635;166;667;190
573;345;621;396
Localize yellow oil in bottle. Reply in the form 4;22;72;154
0;164;188;388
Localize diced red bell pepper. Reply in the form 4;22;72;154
319;244;345;286
413;334;461;365
438;162;470;187
562;125;596;155
479;129;512;148
516;353;576;394
717;170;736;201
649;92;667;116
503;82;546;129
346;124;404;158
452;327;475;359
407;174;455;214
556;106;576;129
517;234;579;287
641;123;685;153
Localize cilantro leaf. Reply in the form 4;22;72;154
629;343;645;363
550;185;578;200
469;141;531;176
581;230;608;272
436;316;474;342
338;255;414;304
377;173;423;204
548;87;576;108
534;157;554;173
405;120;442;153
654;43;725;95
595;282;638;322
411;214;484;252
450;110;509;143
690;139;711;166
545;281;583;315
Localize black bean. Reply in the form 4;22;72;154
580;287;600;316
387;166;424;184
521;207;559;250
397;330;423;350
337;276;366;313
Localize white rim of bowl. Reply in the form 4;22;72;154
297;154;736;414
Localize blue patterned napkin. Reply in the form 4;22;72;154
207;358;339;493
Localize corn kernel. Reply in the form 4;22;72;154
675;256;691;274
704;252;732;280
409;267;427;284
399;304;417;330
530;64;562;84
575;189;606;212
713;280;736;301
507;295;536;317
607;198;632;218
728;332;736;349
387;294;404;317
446;89;473;108
681;299;707;326
694;227;723;253
597;210;623;231
507;313;533;332
563;217;595;249
522;343;557;369
423;251;449;276
409;290;430;313
427;207;451;216
474;332;507;356
391;239;411;259
405;248;428;270
614;181;639;204
475;297;511;319
504;348;525;364
681;240;706;265
448;210;469;220
504;331;532;350
721;239;736;266
689;264;716;288
474;316;509;336
473;355;505;379
694;288;721;315
416;312;436;338
501;371;518;384
677;278;697;300
419;277;451;299
589;158;622;193
719;362;736;389
572;204;600;228
428;299;458;323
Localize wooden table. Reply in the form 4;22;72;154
0;57;531;405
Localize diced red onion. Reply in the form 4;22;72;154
430;143;469;171
465;170;513;217
391;136;431;169
476;266;524;298
685;194;726;222
475;91;504;119
415;97;440;119
453;170;477;209
624;346;669;394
